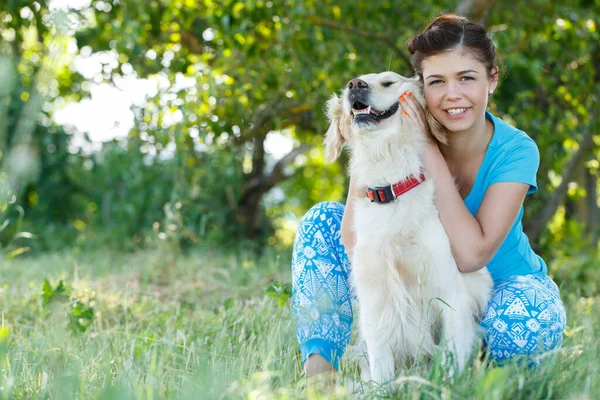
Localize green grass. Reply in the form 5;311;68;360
0;245;598;399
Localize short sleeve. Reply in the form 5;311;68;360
489;137;540;194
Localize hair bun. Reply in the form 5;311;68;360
406;13;503;80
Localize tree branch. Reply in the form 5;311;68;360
263;144;311;190
241;144;311;232
301;15;412;71
242;144;311;195
244;82;293;140
249;134;266;181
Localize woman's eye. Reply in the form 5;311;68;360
461;76;475;81
382;81;395;87
428;80;443;86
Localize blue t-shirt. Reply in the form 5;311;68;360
463;111;547;283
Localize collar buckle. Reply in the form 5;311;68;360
365;173;426;205
366;185;396;204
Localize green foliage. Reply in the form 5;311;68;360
39;278;96;333
0;326;7;362
490;3;600;229
536;206;600;296
0;182;35;257
551;251;600;297
0;0;599;268
40;278;70;306
68;299;95;333
265;280;292;308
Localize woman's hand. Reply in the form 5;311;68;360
400;91;440;163
399;90;438;149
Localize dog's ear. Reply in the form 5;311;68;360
323;94;350;163
426;108;448;145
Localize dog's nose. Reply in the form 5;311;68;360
348;78;368;90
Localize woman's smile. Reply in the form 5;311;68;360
445;107;471;118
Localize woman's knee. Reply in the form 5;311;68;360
292;201;346;275
300;201;345;225
482;274;566;362
294;201;345;246
484;322;563;362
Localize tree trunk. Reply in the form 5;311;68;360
525;126;595;243
238;144;311;238
585;166;598;246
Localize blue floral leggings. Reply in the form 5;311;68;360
292;202;567;369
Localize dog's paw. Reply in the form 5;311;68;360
344;343;371;382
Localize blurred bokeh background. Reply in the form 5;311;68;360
1;0;599;295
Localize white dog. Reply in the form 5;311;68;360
324;71;493;384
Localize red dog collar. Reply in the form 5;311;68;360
366;173;425;204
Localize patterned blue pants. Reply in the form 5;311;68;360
292;202;566;369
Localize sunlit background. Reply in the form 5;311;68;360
0;1;599;397
51;0;295;159
0;0;598;274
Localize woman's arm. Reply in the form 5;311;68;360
399;91;531;272
423;144;529;272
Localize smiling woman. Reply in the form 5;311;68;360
403;12;566;363
292;13;567;380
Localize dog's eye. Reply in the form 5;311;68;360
382;81;395;87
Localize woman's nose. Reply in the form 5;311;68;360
445;81;462;99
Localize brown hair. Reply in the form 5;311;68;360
407;13;503;80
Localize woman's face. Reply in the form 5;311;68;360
421;48;498;135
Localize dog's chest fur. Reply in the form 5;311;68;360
350;130;443;280
355;184;434;254
349;127;457;358
352;183;448;289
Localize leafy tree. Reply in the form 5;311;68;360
0;1;86;250
2;0;600;281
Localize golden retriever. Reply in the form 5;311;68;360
324;71;493;384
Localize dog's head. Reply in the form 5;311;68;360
324;71;447;163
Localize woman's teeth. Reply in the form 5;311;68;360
446;108;467;116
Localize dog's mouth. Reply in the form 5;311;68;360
351;101;399;123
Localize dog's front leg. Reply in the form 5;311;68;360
440;299;476;375
352;245;397;385
367;338;395;384
359;315;395;385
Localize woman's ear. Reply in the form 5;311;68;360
323;94;350;163
490;66;499;92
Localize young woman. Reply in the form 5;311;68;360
291;13;566;377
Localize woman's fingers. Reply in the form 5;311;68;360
399;92;411;118
401;91;425;121
400;91;426;126
399;91;435;141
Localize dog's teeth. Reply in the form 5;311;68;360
367;106;371;114
353;107;371;115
